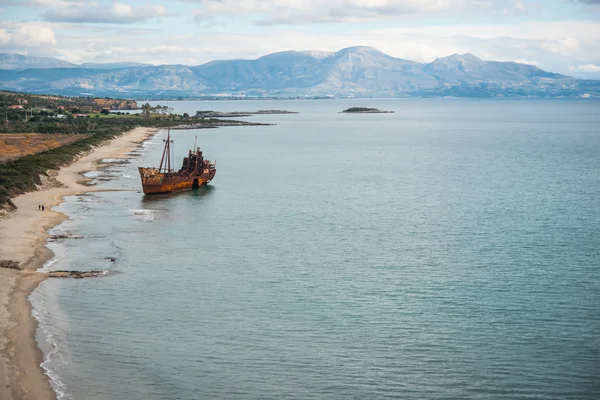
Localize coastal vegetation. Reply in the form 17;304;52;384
0;121;132;209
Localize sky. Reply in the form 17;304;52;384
0;0;599;78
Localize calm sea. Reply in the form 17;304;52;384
31;99;600;399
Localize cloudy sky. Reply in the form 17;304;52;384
1;0;599;78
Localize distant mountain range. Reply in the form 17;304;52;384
0;53;151;70
0;47;598;98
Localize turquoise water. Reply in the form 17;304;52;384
32;99;600;399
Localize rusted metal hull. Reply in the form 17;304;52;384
138;167;216;195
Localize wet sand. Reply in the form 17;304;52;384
0;127;158;400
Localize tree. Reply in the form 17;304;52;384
183;112;189;118
142;103;152;119
100;109;110;115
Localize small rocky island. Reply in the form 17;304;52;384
342;107;394;113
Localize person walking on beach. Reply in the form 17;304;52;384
41;205;45;211
38;205;41;210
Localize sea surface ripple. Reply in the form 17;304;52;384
32;99;600;399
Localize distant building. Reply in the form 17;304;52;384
74;114;89;118
15;98;28;104
8;105;23;109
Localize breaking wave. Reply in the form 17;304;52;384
30;283;72;400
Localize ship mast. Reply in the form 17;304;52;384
158;129;173;174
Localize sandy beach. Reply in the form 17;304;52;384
0;126;158;400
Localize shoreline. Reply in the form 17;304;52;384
0;126;158;400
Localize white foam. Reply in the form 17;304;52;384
131;208;156;221
99;158;125;163
39;234;68;273
82;171;100;178
30;284;72;400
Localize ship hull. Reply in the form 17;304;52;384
138;167;216;195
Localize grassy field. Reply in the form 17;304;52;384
0;133;90;163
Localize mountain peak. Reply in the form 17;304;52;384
451;53;481;61
0;52;76;70
258;50;335;62
335;46;386;57
257;50;307;60
300;50;334;59
437;53;483;63
425;53;484;75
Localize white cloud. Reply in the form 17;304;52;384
570;0;600;10
0;23;56;48
380;20;600;41
513;59;539;66
540;37;579;54
42;2;172;23
569;64;600;72
30;0;83;7
192;0;528;25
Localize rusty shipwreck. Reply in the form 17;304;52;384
138;130;216;194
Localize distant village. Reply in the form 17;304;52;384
1;92;139;123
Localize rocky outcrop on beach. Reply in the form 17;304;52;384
1;262;106;277
48;233;84;240
0;260;20;270
47;270;107;278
